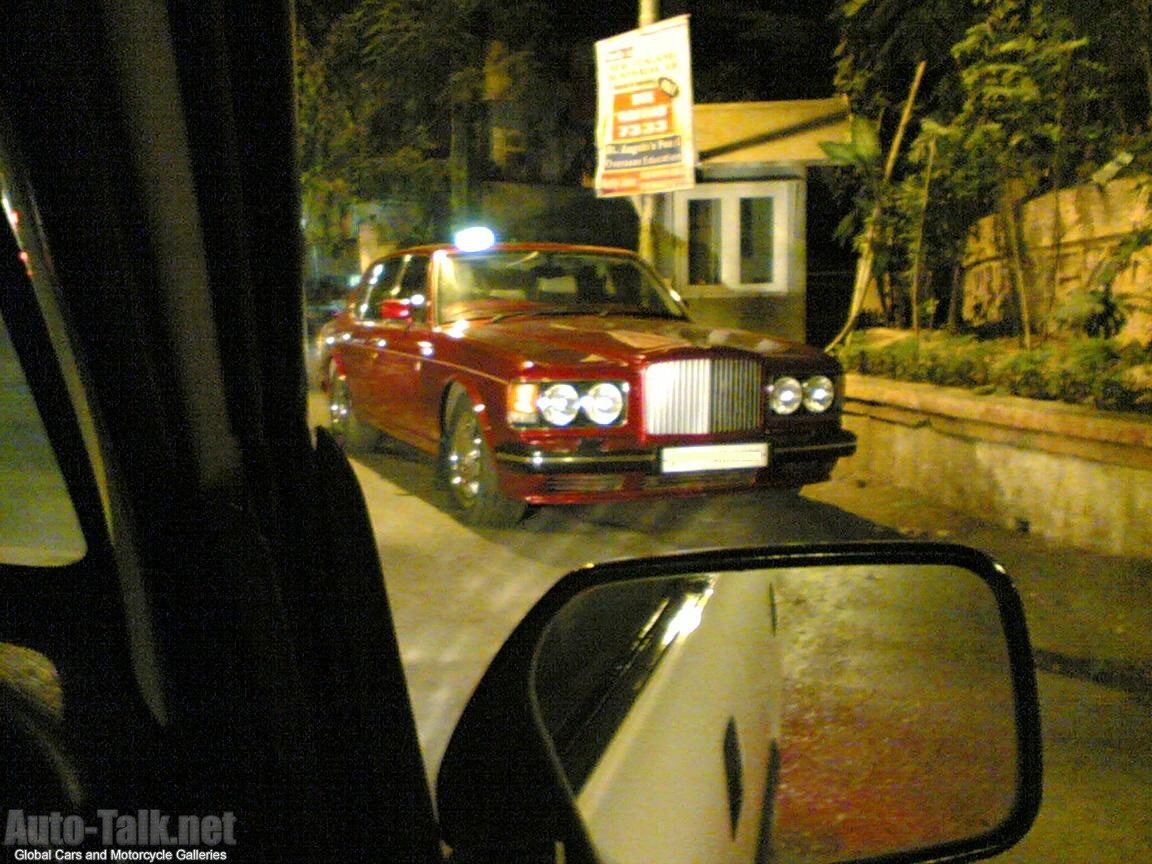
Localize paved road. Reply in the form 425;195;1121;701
336;424;1151;864
346;437;884;776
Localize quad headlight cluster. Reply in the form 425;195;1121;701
508;381;628;428
767;375;836;415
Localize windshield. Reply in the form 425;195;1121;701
435;250;687;324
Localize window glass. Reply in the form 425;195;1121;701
0;310;85;566
688;199;721;285
357;257;403;319
740;196;774;285
396;254;430;321
398;254;429;296
435;251;684;322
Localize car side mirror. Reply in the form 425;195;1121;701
436;542;1042;864
378;298;413;320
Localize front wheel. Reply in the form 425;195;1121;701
444;396;526;528
327;362;379;453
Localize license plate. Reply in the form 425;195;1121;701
661;443;769;473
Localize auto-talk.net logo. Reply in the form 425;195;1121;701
4;810;236;861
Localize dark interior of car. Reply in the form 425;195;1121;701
0;1;443;859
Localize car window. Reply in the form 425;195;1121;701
358;254;429;323
395;254;430;322
0;306;85;566
356;257;403;320
436;250;685;322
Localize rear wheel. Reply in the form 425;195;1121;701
444;395;526;528
327;361;379;453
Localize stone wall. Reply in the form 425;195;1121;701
963;176;1152;344
841;374;1152;557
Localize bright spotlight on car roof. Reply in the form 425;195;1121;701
453;226;496;252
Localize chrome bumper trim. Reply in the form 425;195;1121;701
495;450;659;471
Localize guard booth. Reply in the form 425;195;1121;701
655;97;850;344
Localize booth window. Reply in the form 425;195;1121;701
740;197;774;285
688;199;721;285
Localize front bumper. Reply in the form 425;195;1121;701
492;429;857;504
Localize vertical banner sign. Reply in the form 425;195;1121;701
594;15;695;197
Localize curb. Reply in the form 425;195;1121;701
1033;650;1152;700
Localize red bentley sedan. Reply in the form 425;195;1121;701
318;240;856;525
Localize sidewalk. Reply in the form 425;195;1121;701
803;468;1152;695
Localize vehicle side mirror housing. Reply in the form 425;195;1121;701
379;298;413;320
436;541;1042;864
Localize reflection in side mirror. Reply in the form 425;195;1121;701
533;560;1033;864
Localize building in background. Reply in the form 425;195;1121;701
655;96;851;343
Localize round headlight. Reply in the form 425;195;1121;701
582;382;625;426
539;383;580;426
803;375;835;413
769;377;803;415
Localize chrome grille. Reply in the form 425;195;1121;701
643;358;763;434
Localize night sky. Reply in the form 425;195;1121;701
294;0;840;103
554;0;839;102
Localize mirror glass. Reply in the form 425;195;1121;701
532;564;1019;864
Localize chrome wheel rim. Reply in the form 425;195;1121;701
447;409;483;507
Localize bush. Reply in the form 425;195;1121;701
836;332;1152;414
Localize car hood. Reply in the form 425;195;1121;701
461;315;836;370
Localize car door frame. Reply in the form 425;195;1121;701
342;254;406;432
372;251;439;446
0;2;442;861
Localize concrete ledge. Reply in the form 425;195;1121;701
841;374;1152;557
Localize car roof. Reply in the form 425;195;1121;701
382;241;645;259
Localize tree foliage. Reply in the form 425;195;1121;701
296;0;560;257
833;0;981;121
296;12;450;258
832;0;1147;336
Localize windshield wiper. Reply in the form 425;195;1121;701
490;306;590;323
490;305;686;323
595;307;686;320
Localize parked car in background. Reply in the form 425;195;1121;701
318;241;856;525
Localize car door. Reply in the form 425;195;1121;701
342;255;405;433
373;252;439;446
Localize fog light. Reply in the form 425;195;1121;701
508;383;539;425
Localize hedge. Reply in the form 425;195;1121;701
835;332;1152;415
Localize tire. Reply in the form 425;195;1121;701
327;361;379;453
443;394;526;528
